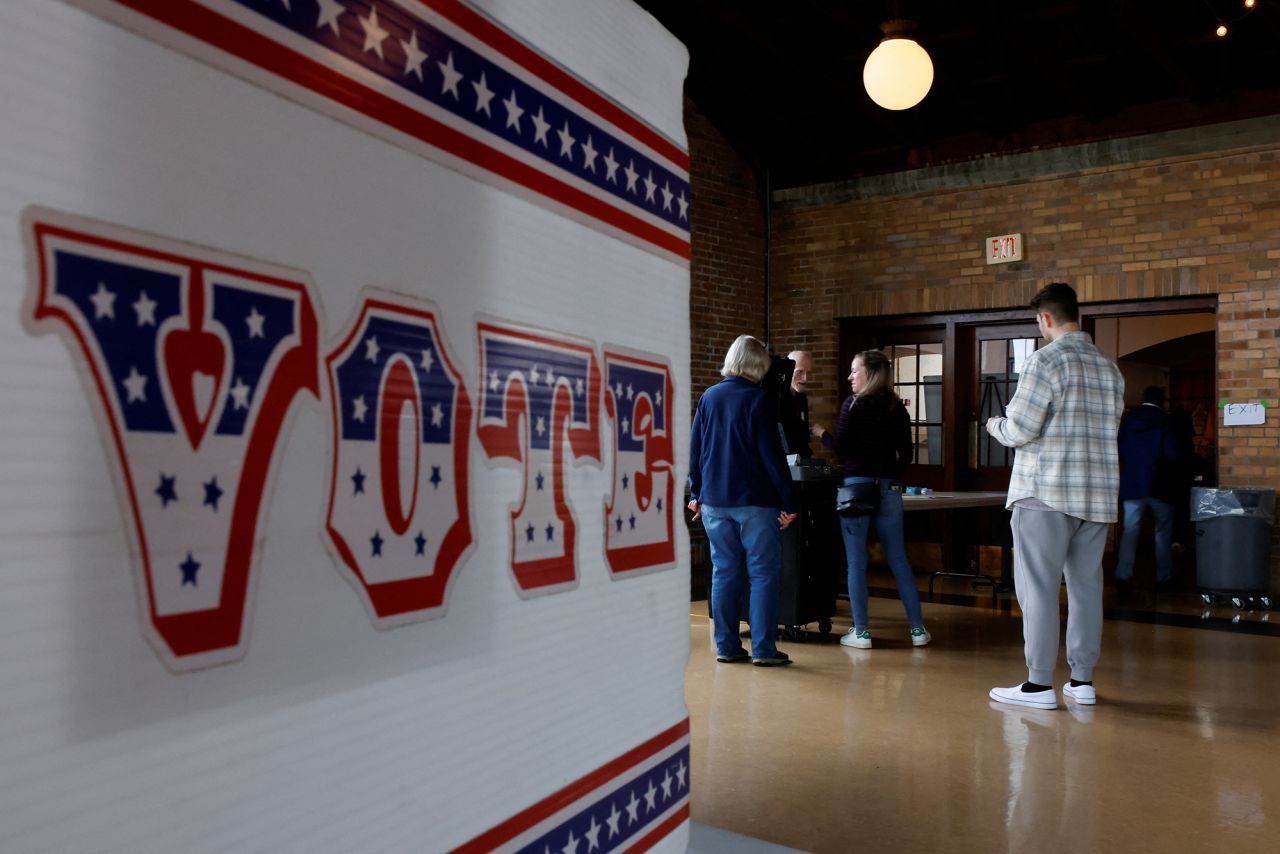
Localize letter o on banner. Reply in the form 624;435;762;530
378;358;420;536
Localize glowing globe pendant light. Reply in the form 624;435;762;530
863;20;934;111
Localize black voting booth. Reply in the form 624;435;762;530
778;466;841;639
767;356;841;640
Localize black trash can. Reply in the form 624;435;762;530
1192;487;1275;609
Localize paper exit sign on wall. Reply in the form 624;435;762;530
986;232;1023;264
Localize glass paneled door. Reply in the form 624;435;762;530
962;323;1042;491
839;327;947;489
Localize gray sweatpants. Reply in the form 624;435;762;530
1011;506;1109;685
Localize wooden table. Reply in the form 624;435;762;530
902;491;1008;511
902;491;1012;602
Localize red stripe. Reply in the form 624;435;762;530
627;805;691;853
426;0;689;169
451;718;690;853
107;0;689;260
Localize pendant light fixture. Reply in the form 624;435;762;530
863;19;934;110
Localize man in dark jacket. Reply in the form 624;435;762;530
778;349;814;458
1116;386;1178;594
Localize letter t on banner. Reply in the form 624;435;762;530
477;322;601;594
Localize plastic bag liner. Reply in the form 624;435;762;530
1190;487;1276;524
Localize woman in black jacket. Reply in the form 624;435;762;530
812;350;930;650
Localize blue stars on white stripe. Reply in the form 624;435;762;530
203;477;224;511
180;552;201;587
156;473;178;507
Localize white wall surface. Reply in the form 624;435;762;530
0;0;692;850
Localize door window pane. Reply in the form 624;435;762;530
881;343;944;466
978;337;1040;468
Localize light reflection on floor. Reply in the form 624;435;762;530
684;595;1280;854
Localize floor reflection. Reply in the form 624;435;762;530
685;595;1280;854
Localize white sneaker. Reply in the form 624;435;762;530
989;683;1057;710
1063;683;1097;705
840;628;872;649
910;627;932;647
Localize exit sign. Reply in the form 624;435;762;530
986;232;1024;264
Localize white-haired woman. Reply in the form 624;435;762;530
689;335;797;666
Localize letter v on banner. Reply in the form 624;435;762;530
21;207;320;671
477;322;601;594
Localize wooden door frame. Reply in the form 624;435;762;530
838;295;1219;491
962;321;1042;491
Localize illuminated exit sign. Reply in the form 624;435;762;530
986;232;1023;264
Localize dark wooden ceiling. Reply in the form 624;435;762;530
633;0;1280;189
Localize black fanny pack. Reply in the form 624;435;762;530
836;481;880;517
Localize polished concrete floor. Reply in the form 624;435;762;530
684;594;1280;854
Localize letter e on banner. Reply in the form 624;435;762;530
603;349;676;575
323;293;473;624
21;208;319;670
477;322;600;594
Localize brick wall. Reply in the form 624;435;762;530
686;99;766;402
767;143;1280;585
684;99;769;597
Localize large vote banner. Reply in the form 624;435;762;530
0;1;691;851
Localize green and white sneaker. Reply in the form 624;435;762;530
910;627;932;647
840;628;872;649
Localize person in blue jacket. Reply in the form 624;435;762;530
1116;386;1179;594
688;335;797;666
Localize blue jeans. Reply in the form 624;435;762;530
839;478;924;630
1116;497;1174;583
702;505;782;659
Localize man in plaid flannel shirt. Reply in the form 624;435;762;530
985;283;1124;711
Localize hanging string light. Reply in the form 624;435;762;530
1209;0;1260;38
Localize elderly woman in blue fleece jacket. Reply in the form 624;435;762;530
688;335;797;667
